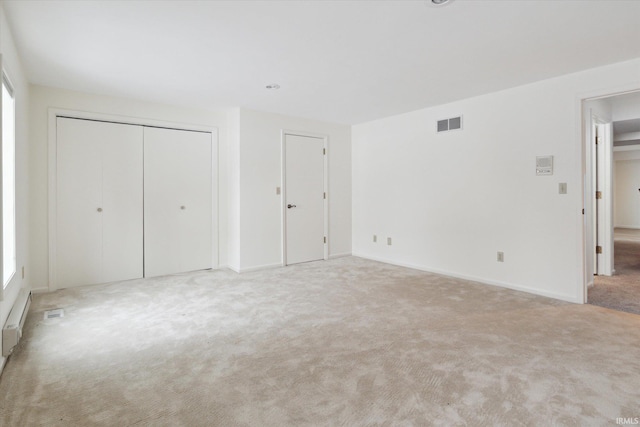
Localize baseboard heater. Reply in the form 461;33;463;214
2;289;32;357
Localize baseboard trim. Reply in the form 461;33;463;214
352;253;581;304
235;263;284;274
0;355;6;377
233;256;352;273
31;287;49;294
615;225;640;230
329;252;352;260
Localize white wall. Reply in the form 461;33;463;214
28;85;229;291
614;148;640;229
614;148;640;161
612;91;640;121
226;108;241;271
231;108;351;272
353;58;640;303
611;91;640;229
0;4;30;368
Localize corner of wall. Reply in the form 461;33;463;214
226;108;241;272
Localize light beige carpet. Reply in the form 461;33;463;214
589;236;640;315
1;257;639;426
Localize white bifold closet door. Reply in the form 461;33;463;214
143;127;212;277
56;118;144;288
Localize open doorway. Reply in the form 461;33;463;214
585;90;640;315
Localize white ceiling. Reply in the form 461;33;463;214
613;118;640;136
610;91;640;146
4;0;640;124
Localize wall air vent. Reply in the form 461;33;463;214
437;116;463;133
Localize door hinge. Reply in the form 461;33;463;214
323;148;326;155
582;208;585;215
595;136;600;145
596;245;603;254
323;192;326;199
596;191;602;199
324;236;327;244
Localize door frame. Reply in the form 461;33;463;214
48;108;219;291
281;130;329;266
579;86;640;303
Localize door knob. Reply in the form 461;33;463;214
97;208;103;212
180;206;186;210
287;204;297;209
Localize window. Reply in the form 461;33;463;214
2;71;16;289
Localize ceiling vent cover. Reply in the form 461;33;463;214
437;116;463;133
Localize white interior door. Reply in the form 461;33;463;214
595;122;614;276
144;127;212;277
56;118;143;288
284;134;325;265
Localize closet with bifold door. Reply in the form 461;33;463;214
143;127;212;278
54;117;214;290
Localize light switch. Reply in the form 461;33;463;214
559;183;567;194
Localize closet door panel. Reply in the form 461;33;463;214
102;126;144;283
143;131;182;277
56;118;144;288
144;127;212;277
177;132;212;272
56;118;103;287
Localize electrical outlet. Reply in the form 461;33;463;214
373;235;377;243
497;252;504;262
387;237;392;246
276;187;281;195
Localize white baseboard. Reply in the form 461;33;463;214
233;255;352;273
329;252;352;259
0;355;6;376
235;263;284;274
31;286;49;294
352;253;581;304
615;225;640;230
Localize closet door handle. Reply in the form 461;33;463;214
180;206;186;210
97;208;103;213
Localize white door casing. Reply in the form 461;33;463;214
283;133;327;265
56;117;144;288
143;127;213;277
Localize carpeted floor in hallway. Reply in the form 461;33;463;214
1;257;639;426
589;228;640;315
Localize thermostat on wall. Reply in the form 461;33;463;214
536;155;553;176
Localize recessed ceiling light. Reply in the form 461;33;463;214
431;0;453;5
266;84;280;90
